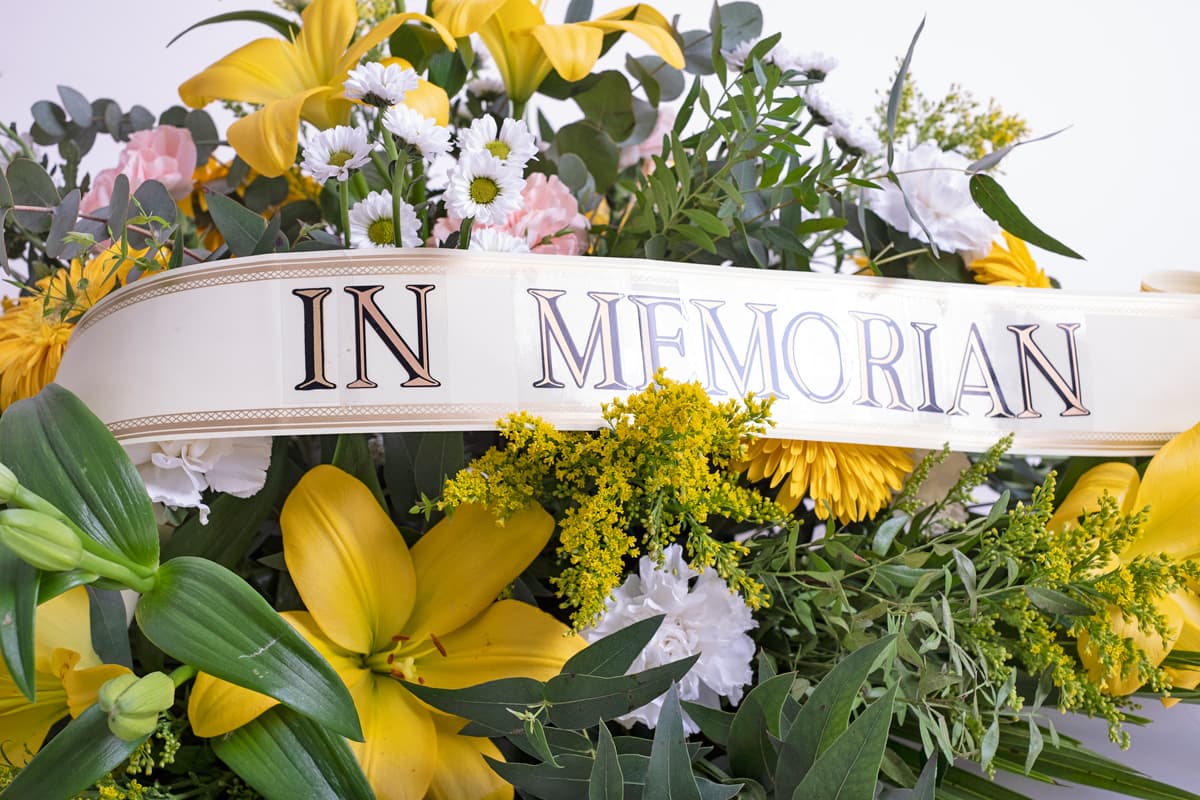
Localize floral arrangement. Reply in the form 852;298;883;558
0;1;1197;799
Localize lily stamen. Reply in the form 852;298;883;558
430;632;447;657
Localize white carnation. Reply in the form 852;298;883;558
582;544;757;734
867;141;1001;260
123;437;272;525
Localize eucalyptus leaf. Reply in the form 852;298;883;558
44;188;80;259
565;0;594;23
403;677;545;733
575;72;636;141
557;121;619;191
57;85;93;127
792;686;897;800
30;101;67;141
0;549;37;702
680;701;733;746
886;18;926;166
968;174;1083;259
561;614;664;678
716;2;763;47
0;383;159;571
106;173;131;241
0;165;12;208
7;158;58;232
185;109;221;164
967;126;1070;174
727;672;795;785
645;684;702;800
135;557;362;741
207;190;267;257
591;723;625;800
545;655;700;730
0;703;148;799
210;706;373;800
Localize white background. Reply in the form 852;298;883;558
3;1;1200;795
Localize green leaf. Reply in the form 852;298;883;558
0;703;148;799
727;672;795;784
885;18;925;166
7;158;58;232
776;636;897;794
524;715;562;768
545;655;700;729
967;126;1070;174
682;209;729;237
565;0;594;22
715;2;763;47
403;677;545;733
135;557;362;740
168;10;300;47
0;166;13;208
872;516;907;556
186;109;220;164
968;174;1083;259
44;188;80;259
206;190;267;257
57;86;93;127
0;549;37;701
681;701;733;746
0;384;159;571
163;438;289;568
87;586;133;668
382;431;464;522
557;121;620;191
575;72;636;141
106;173;131;240
332;434;386;509
211;706;373;800
908;251;970;282
131;178;178;223
1024;586;1094;617
562;615;664;677
633;55;685;102
646;684;702;800
486;753;594;800
792;686;897;800
590;722;624;799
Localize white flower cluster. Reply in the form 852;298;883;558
722;40;838;79
123;437;273;525
582;544;757;733
444;115;536;228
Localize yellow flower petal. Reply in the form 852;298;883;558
179;39;308;108
1047;462;1140;533
296;0;358;83
528;24;605;82
404;504;553;641
584;19;684;71
1126;421;1200;561
227;87;331;177
283;466;418;656
431;0;510;38
1077;602;1181;696
33;588;102;673
348;676;436;800
415;599;583;689
0;692;69;766
338;12;457;76
426;714;512;800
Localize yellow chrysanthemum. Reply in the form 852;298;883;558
969;231;1051;288
736;438;914;524
0;245;141;409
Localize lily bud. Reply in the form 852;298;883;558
0;508;83;571
0;464;18;503
98;672;175;741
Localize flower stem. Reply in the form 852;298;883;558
392;149;409;247
169;664;198;687
76;550;156;594
338;179;351;248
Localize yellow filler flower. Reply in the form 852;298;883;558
0;587;131;765
1050;422;1200;696
968;231;1052;288
188;465;583;799
736;438;913;524
179;0;455;176
432;0;685;106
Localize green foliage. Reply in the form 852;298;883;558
435;372;782;629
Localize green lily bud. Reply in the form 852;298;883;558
0;464;18;503
98;671;176;742
0;508;83;571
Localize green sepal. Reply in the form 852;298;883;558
0;384;159;572
210;706;374;800
0;703;148;799
0;548;37;701
134;556;362;741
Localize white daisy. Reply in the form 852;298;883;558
444;151;525;225
468;227;531;253
458;116;538;169
381;104;452;162
349;189;421;248
829;119;882;157
467;74;506;98
782;50;839;78
803;88;845;128
343;62;419;107
300;125;373;183
722;40;756;71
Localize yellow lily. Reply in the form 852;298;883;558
179;0;455;176
432;0;685;106
0;587;131;765
1051;423;1200;695
188;465;583;799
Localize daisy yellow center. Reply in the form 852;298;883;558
485;140;511;160
328;150;354;167
367;218;395;245
469;176;500;204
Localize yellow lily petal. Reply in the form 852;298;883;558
282;466;418;655
34;587;103;673
583;19;685;71
1047;462;1140;533
227;87;329;177
415;599;583;689
296;0;358;84
62;663;132;718
431;0;512;38
427;714;511;800
0;691;68;766
1126;421;1200;561
339;12;458;77
408;80;451;126
528;24;605;82
180;38;307;108
348;676;436;800
1078;601;1181;696
404;504;553;641
1163;590;1200;692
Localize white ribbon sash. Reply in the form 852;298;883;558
55;250;1200;455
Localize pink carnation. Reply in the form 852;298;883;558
81;126;198;215
618;106;676;171
435;173;589;255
